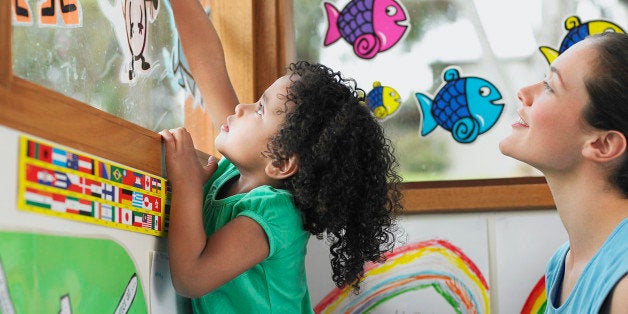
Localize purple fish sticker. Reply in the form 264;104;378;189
324;0;409;59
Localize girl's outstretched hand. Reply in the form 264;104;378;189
160;128;218;189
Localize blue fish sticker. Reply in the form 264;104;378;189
415;67;504;144
539;15;625;64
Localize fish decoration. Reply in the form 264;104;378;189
539;15;625;64
415;67;504;144
323;0;409;59
365;81;402;120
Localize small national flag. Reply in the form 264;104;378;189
134;176;144;189
143;194;162;212
52;148;68;168
102;184;119;202
78;199;92;216
90;181;103;198
66;153;79;170
79;178;95;195
132;192;143;208
100;204;114;221
52;172;70;189
122;170;142;188
66;173;82;193
153;215;161;231
51;194;66;212
115;208;133;225
99;162;111;180
24;188;52;209
25;164;54;186
78;156;93;174
65;196;80;214
141;214;153;229
121;208;133;225
132;212;144;227
120;188;133;206
142;195;153;211
92;202;101;219
111;166;125;183
144;176;151;191
27;141;53;163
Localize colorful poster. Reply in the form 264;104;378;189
0;231;147;313
307;216;490;313
17;135;168;237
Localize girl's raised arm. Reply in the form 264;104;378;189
170;0;239;129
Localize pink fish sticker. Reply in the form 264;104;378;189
324;0;409;59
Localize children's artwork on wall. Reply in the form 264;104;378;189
415;67;504;144
365;81;402;120
323;0;409;59
521;276;546;314
12;0;82;27
538;16;625;64
0;231;146;313
12;0;33;25
98;0;160;84
38;0;82;27
315;239;489;314
306;215;489;314
17;135;167;237
493;213;567;314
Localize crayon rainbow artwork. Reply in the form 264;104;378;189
521;276;546;314
314;239;489;313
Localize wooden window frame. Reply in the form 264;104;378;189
0;0;554;213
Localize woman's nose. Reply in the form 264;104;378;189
517;83;538;107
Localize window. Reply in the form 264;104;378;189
12;0;183;131
1;0;287;175
294;0;627;183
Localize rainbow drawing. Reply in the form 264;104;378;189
521;276;546;314
314;239;490;313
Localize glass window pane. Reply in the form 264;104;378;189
12;0;189;132
294;0;627;181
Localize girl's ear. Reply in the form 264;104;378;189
265;155;299;180
582;130;627;162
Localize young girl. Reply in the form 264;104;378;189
161;1;403;313
500;32;628;312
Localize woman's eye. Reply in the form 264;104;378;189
543;80;553;93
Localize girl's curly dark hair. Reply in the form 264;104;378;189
266;61;403;292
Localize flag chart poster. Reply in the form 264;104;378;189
17;135;167;237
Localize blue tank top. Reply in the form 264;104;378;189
545;218;628;313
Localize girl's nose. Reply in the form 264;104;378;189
234;103;244;116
